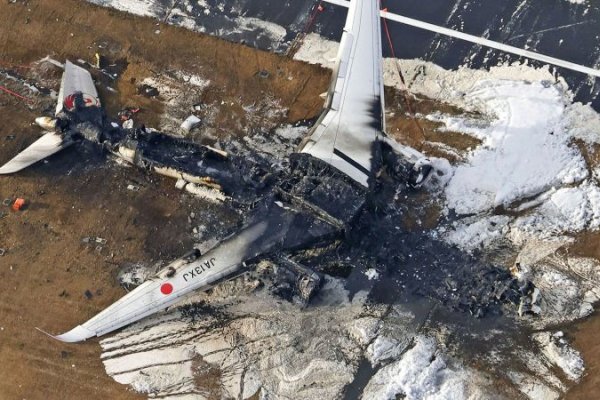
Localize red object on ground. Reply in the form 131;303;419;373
160;283;173;295
0;85;33;104
12;198;25;211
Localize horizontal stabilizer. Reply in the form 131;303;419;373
323;0;600;79
0;132;72;174
300;0;385;187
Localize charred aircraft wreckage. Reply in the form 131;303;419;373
1;0;545;342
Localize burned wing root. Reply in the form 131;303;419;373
206;154;370;305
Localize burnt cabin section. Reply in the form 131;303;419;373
59;94;530;319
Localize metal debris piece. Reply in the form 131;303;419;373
175;178;187;190
82;236;107;245
518;287;542;316
122;119;134;129
94;53;101;69
138;84;159;97
276;256;321;304
118;107;139;121
180;115;201;133
12;198;25;211
184;183;227;201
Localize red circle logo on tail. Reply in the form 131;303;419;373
63;93;100;111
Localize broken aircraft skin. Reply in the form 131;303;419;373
1;0;536;342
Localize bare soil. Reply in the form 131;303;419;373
566;310;600;399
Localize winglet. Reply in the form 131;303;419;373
36;325;96;343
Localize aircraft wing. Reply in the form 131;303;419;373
49;219;277;342
299;0;385;187
0;132;73;174
47;199;341;342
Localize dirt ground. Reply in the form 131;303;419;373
0;0;599;399
566;310;600;400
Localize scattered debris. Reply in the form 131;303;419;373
82;236;107;245
184;182;227;201
137;84;159;97
118;263;152;289
122;119;134;129
258;70;270;78
118;107;140;121
94;52;102;69
37;56;64;70
519;287;542;316
174;178;187;190
0;84;33;104
180;115;201;133
84;290;93;300
11;198;25;211
126;184;139;191
0;249;5;256
510;262;542;316
81;236;107;249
